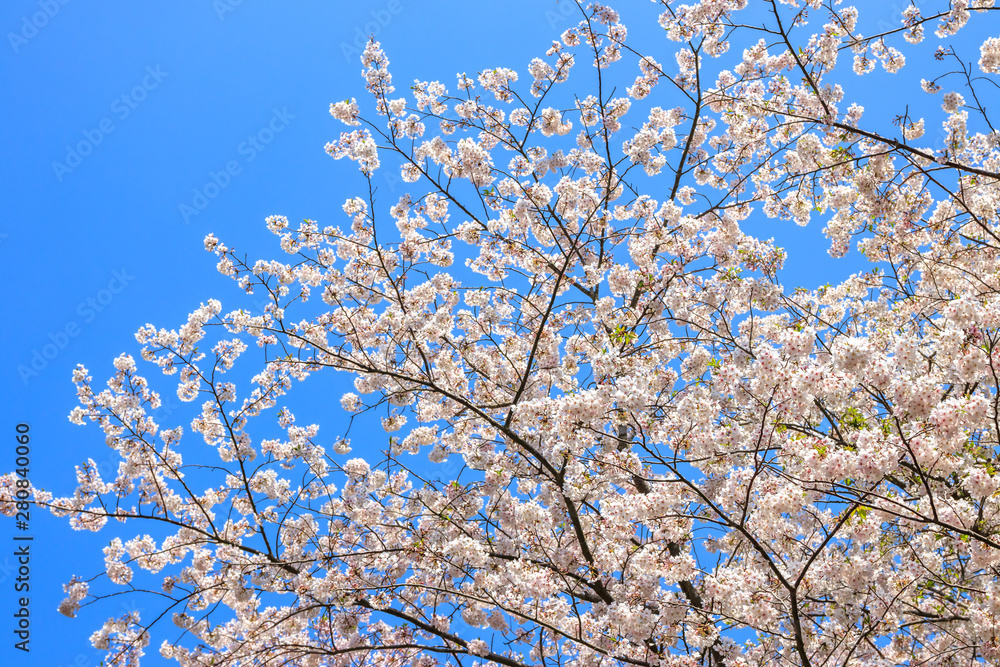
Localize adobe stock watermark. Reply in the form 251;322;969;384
381;168;405;194
544;1;578;30
17;268;135;385
7;0;70;54
213;0;244;21
339;0;404;62
178;107;295;225
51;66;169;182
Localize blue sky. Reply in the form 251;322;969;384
1;1;987;665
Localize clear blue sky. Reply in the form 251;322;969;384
1;1;982;665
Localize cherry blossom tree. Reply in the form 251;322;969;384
6;1;1000;665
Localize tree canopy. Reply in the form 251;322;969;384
6;1;1000;665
